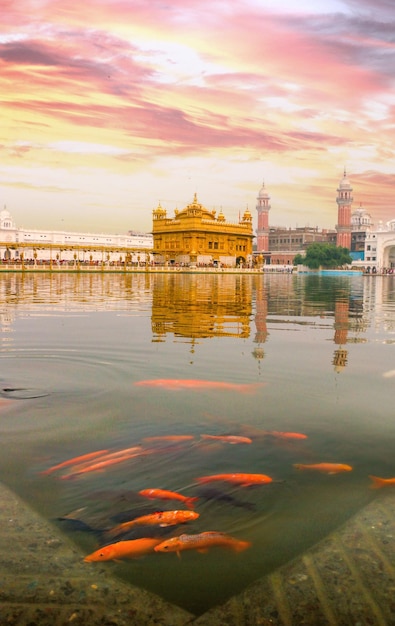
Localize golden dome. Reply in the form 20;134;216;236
242;207;252;222
153;202;167;219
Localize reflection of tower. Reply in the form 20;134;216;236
252;280;268;363
336;169;353;249
256;181;271;253
333;300;349;372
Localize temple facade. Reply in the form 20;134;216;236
3;173;392;270
152;193;254;267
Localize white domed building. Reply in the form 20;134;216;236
351;206;373;230
0;206;153;265
350;205;373;259
362;218;395;272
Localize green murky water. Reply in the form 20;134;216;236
0;272;393;614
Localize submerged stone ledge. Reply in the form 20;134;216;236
1;479;394;625
193;492;395;625
0;481;192;626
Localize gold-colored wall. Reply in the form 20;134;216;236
152;195;253;263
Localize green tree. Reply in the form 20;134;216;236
293;243;352;269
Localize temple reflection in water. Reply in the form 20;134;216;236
0;272;372;371
151;274;252;341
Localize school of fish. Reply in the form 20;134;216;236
37;384;393;569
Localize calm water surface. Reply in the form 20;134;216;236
0;272;394;615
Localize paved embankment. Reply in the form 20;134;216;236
0;481;394;625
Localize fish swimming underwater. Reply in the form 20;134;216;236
239;425;307;440
42;446;144;477
84;537;162;562
369;475;395;488
134;379;265;393
196;486;256;511
107;510;200;537
56;517;102;536
139;488;199;508
142;435;195;443
266;431;308;440
154;531;251;556
293;463;352;474
61;450;143;479
41;450;110;475
196;473;273;487
200;435;252;444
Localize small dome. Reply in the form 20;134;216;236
351;207;372;228
339;169;352;189
153;202;166;218
243;207;252;221
0;208;15;229
0;208;11;220
258;181;269;198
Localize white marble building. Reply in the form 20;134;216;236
0;207;153;264
362;219;395;271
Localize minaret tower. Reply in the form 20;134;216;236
256;181;271;252
336;169;353;249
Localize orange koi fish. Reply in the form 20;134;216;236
84;537;162;562
107;510;199;537
293;463;352;474
155;531;251;556
138;488;199;509
196;473;273;487
369;475;395;489
41;450;109;475
239;425;307;440
134;379;265;394
61;452;142;479
142;436;195;443
72;446;143;467
267;431;308;440
200;435;252;444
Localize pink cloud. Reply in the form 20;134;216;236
1;0;394;227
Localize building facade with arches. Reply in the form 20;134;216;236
152;193;254;267
363;220;395;271
0;207;153;265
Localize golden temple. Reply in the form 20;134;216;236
152;193;254;267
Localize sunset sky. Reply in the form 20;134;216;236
1;0;394;235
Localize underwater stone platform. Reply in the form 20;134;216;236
0;480;394;625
